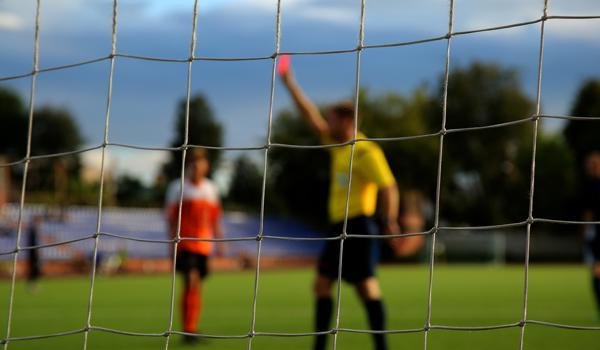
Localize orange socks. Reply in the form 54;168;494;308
182;286;201;333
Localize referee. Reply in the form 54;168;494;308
279;59;400;350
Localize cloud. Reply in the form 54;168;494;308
197;0;358;26
221;0;277;12
0;12;25;30
81;148;168;185
2;0;598;156
110;149;168;185
549;0;600;16
456;0;543;27
295;5;357;25
545;19;600;43
215;0;600;41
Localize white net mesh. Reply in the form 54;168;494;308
1;0;600;349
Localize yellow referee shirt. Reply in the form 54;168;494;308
324;132;396;223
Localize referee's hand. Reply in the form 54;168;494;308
382;220;401;236
383;221;405;256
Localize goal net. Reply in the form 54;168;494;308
1;1;599;350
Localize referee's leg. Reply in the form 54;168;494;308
314;275;334;350
356;277;388;350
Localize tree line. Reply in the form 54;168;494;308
1;61;599;229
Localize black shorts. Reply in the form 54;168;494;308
318;216;380;283
175;250;209;278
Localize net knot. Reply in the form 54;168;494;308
256;235;263;242
341;232;348;240
518;320;526;327
248;330;255;338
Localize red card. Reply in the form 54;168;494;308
277;54;291;75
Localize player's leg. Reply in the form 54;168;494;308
593;263;600;316
176;250;201;339
592;232;600;317
175;251;186;334
183;267;201;334
26;225;41;292
314;274;335;350
355;277;387;350
27;248;41;292
195;255;209;332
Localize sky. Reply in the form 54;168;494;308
1;0;599;185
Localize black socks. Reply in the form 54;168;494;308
365;299;388;350
314;297;387;350
314;297;333;350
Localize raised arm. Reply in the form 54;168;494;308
280;66;330;138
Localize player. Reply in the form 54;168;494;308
165;148;224;344
582;151;600;318
26;215;43;292
278;55;400;350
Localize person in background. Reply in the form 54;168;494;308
26;215;43;292
582;151;600;319
165;148;225;344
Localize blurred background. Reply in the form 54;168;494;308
1;0;599;349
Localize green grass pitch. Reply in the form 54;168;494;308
1;265;598;349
